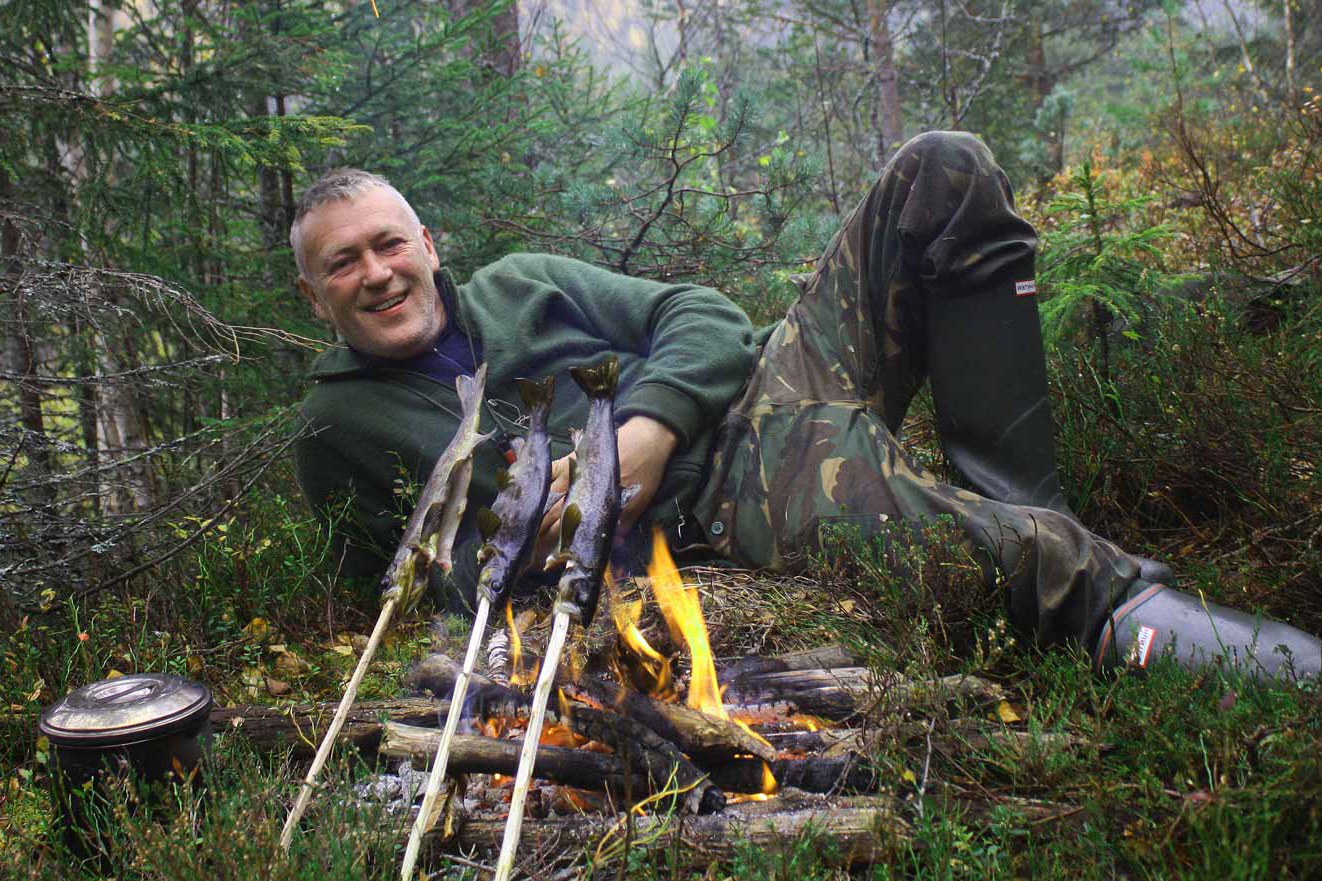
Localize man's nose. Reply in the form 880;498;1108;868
361;250;392;286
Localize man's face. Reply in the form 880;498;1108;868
296;187;445;360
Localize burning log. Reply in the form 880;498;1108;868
379;723;651;796
211;698;443;757
408;654;726;814
560;675;775;764
710;755;880;796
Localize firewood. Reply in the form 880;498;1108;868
407;653;726;814
710;755;880;796
717;644;860;682
424;791;908;869
379;722;651;795
211;698;444;756
763;728;864;755
561;675;775;764
723;670;1008;721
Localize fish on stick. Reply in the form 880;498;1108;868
281;366;490;851
400;376;555;880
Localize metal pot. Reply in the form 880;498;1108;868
39;673;213;858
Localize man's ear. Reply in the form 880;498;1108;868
297;276;329;322
420;226;441;272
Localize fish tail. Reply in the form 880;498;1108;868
516;375;556;410
568;356;619;399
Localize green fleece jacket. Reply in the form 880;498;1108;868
295;253;758;604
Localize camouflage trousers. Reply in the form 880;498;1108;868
692;131;1144;650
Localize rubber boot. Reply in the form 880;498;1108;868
924;272;1174;584
1093;582;1321;682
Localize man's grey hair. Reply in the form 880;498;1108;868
289;168;421;275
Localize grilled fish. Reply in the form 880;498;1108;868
381;364;491;614
474;376;556;606
553;356;637;626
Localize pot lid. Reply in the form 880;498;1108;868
39;673;212;748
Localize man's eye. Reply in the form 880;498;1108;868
381;238;406;252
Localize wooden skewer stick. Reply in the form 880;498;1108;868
399;595;493;880
280;596;397;850
493;606;572;881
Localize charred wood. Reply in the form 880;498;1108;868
710;755;880;796
408;653;725;814
379;722;651;796
723;670;1007;722
561;674;775;764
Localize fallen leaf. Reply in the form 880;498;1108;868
229;716;246;728
274;652;310;676
105;669;124;679
901;769;916;784
996;700;1023;724
243;617;271;643
268;643;288;655
186;655;204;675
330;645;354;656
265;678;292;696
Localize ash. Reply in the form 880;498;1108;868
353;761;429;814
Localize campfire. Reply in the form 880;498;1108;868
258;363;1021;873
313;527;991;865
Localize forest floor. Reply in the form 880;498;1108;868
3;544;1321;881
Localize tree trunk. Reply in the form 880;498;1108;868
87;0;155;513
447;0;521;76
1024;19;1063;178
868;0;903;167
0;169;56;511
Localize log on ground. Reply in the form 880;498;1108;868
212;698;445;757
430;790;907;870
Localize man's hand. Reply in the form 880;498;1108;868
533;415;678;567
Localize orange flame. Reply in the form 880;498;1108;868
609;571;675;699
646;530;726;720
645;529;779;800
729;761;780;802
506;603;538;686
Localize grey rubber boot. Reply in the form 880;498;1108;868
1093;582;1321;682
924;273;1174;585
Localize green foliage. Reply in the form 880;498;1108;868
1050;294;1322;614
812;515;1004;677
1038;158;1190;386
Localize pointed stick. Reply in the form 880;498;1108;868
280;597;396;850
493;605;573;881
399;595;493;880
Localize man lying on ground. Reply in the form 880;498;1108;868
291;132;1320;682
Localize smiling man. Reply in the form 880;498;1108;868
293;183;445;360
291;153;1319;683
